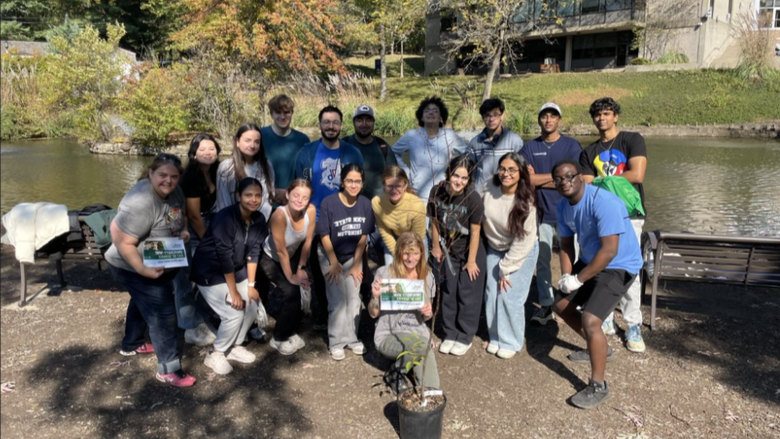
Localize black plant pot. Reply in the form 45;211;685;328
397;393;447;439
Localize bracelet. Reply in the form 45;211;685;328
247;281;256;287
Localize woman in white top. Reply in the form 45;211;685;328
259;179;316;355
216;123;275;221
482;152;539;359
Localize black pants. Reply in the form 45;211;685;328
259;254;303;342
310;236;328;326
440;243;487;344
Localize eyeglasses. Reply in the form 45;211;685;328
483;112;502;120
423;107;440;114
344;179;363;186
384;184;406;191
497;167;519;175
321;120;342;127
553;173;580;186
155;153;182;165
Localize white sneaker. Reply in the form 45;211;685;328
496;348;516;359
602;313;617;336
486;343;499;355
204;351;233;375
270;338;298;356
330;348;346;361
226;345;256;364
450;341;472;356
290;334;306;350
184;323;216;346
439;339;455;354
349;342;366;355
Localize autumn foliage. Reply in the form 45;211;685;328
172;0;346;75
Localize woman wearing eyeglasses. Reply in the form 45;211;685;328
482;152;539;359
315;164;375;361
372;165;427;266
429;155;485;357
105;153;197;387
391;96;468;205
216;123;275;221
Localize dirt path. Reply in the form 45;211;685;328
1;244;778;439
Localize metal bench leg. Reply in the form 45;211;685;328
19;262;27;307
56;259;67;288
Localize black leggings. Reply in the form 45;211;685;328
259;254;303;341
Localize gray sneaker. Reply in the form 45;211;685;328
270;338;298;356
567;346;614;364
571;379;610;409
531;306;554;325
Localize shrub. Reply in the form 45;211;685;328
631;57;650;65
122;64;192;146
656;52;689;65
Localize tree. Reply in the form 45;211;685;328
0;0;50;40
171;0;346;76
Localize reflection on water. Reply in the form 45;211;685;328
1;137;779;237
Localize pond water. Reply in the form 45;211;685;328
2;136;779;237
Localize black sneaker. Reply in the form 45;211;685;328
571;379;610;409
383;366;409;396
567;346;614;364
531;306;554;325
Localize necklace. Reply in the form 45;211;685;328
541;138;558;148
599;132;619;151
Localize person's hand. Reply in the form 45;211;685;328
248;286;260;305
140;266;165;279
557;273;570;292
229;291;245;310
431;246;443;263
347;265;363;288
371;276;382;299
291;270;310;288
420;303;433;320
559;274;583;294
179;230;190;244
324;262;343;284
463;261;480;281
499;277;513;293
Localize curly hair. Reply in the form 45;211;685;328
589;97;621;117
415;95;449;127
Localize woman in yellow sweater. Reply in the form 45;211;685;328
371;165;427;265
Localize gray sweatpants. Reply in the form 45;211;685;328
198;279;257;353
377;332;440;389
317;247;362;351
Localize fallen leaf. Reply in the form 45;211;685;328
1;382;16;393
724;409;740;422
302;363;315;369
206;372;216;382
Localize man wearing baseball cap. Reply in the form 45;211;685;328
343;105;395;201
520;102;583;326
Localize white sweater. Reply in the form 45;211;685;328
482;184;538;279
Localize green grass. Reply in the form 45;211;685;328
313;68;780;133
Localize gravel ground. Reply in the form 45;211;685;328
1;243;779;439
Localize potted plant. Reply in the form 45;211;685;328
395;331;446;439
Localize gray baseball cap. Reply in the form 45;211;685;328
539;102;562;117
353;104;375;119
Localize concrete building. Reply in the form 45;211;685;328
425;0;779;75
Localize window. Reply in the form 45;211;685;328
606;0;631;11
513;1;534;22
440;9;456;32
558;0;577;17
582;0;603;14
759;5;780;28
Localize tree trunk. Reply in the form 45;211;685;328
482;32;503;102
400;39;404;78
380;23;388;101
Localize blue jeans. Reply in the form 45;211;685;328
111;265;182;374
536;222;579;307
174;220;213;330
485;242;539;352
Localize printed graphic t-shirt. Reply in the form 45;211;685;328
311;142;342;212
579;131;647;217
427;183;484;261
316;193;375;264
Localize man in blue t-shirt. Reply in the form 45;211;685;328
521;102;582;325
551;159;642;410
261;94;310;204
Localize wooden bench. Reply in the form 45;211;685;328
19;215;107;306
645;231;780;330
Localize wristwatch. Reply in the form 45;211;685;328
298;265;307;270
247;281;256;287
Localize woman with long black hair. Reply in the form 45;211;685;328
482;152;539;359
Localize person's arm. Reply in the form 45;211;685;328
186;198;207;238
215;162;235;210
575;235;619;283
497;209;538;292
320;234;342;284
213;215;242;307
391;132;411;175
110;220;164;279
579;149;596;184
374;197;398;255
293;205;317;287
462;223;482;281
430;217;443;263
559;236;576;276
347;235;368;287
223;271;244;310
368;274;383;319
269;209;296;283
246;262;260;305
620;156;647;184
528;165;556;188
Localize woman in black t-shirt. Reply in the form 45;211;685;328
315;164;375;361
428;155;486;357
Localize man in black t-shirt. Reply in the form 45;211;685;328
579;97;647;354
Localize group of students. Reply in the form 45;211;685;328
105;94;646;410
